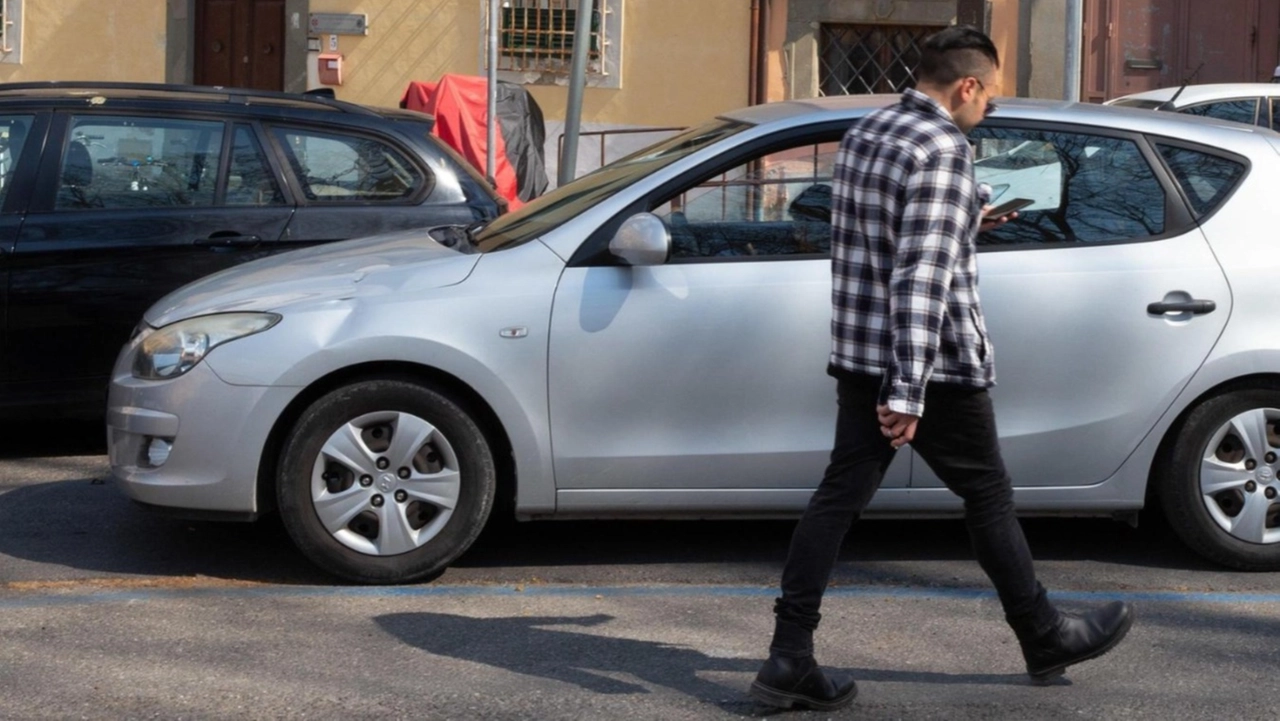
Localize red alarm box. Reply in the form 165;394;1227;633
318;53;343;86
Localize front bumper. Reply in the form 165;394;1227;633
108;361;297;515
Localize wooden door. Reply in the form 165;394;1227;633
1083;0;1274;101
194;0;285;91
1081;0;1111;103
1182;0;1259;84
1110;0;1182;96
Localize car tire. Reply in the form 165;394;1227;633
1158;387;1280;570
277;379;495;584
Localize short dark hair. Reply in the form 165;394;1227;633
917;25;999;85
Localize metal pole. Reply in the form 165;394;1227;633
486;0;499;182
559;0;592;186
1064;0;1083;102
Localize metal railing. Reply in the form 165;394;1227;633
556;125;685;177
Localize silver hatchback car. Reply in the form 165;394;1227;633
109;96;1280;583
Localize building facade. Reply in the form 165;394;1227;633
0;2;1275;183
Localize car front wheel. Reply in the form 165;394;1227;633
1159;387;1280;570
277;379;495;583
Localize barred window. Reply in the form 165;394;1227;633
487;0;622;89
0;0;22;65
818;24;940;96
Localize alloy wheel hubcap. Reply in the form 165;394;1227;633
309;410;461;556
1199;407;1280;545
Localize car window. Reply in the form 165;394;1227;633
475;118;749;255
56;116;223;210
972;127;1165;245
271;127;423;203
1155;143;1246;218
652;141;839;259
0;114;33;208
1272;99;1280;132
226;124;285;206
1180;99;1258;125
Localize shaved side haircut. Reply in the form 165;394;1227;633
917;25;1000;85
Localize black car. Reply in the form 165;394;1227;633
0;82;503;420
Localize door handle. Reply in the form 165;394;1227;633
195;234;262;248
1147;299;1216;315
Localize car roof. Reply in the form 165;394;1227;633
0;81;432;123
723;94;1277;148
1108;83;1280;106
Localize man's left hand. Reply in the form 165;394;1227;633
979;207;1017;233
877;405;919;448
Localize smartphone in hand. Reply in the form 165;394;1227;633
983;197;1034;218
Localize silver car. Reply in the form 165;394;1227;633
1107;82;1280;131
108;96;1280;583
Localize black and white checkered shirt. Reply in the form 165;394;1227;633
829;88;995;417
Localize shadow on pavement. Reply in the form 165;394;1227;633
460;512;1215;574
0;460;1217;587
374;612;1036;716
0;476;331;586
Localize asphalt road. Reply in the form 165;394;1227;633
2;426;1279;719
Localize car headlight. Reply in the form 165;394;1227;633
132;312;281;380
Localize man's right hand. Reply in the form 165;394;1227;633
877;405;920;448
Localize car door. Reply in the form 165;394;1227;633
0;112;43;392
266;123;480;247
5;112;291;408
547;128;911;510
909;124;1231;491
184;121;295;281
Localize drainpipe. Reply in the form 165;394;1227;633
749;0;760;105
756;0;770;104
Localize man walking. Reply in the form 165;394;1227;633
750;25;1133;711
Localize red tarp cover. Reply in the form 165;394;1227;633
402;75;523;210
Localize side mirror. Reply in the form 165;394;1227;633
608;212;670;266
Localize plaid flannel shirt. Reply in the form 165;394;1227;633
829;88;995;417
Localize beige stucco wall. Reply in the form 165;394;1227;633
307;0;482;108
1024;0;1066;99
0;1;167;83
310;0;751;127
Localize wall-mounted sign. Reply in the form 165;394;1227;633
308;13;368;35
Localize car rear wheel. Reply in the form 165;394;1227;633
1159;387;1280;570
277;379;495;583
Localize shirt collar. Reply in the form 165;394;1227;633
901;87;953;122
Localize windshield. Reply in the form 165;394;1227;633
473;118;750;252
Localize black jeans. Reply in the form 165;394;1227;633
773;372;1059;649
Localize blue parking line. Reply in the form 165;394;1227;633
4;583;1280;608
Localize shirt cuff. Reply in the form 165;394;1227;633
885;381;925;417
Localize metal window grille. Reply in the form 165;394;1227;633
0;0;12;53
818;24;940;96
497;0;603;75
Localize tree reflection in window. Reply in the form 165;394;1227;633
972;127;1165;246
1156;144;1246;218
1181;99;1258;126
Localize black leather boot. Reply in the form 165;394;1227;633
750;653;858;711
750;619;856;711
1019;601;1134;682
